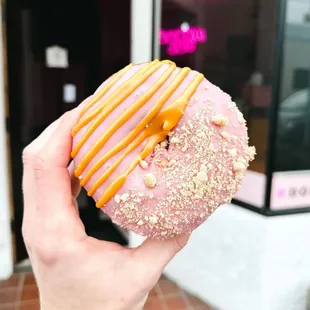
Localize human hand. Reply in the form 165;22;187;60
22;106;189;310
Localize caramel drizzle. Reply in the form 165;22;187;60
79;63;177;186
71;60;161;155
71;60;204;207
85;66;189;194
79;63;133;119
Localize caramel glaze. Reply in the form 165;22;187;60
71;60;204;208
78;63;133;120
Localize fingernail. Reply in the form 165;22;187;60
176;233;191;249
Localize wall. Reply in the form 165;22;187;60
129;204;310;310
0;2;13;280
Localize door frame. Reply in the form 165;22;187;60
130;0;154;63
0;0;14;280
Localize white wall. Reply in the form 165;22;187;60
0;2;14;280
129;204;310;310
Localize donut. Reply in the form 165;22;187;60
71;59;255;239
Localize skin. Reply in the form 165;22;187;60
21;105;189;310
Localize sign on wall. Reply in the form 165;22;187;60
45;45;69;69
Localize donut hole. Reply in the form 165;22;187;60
157;136;170;150
165;136;170;150
147;136;169;165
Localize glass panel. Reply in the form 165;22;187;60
159;0;278;175
275;0;310;172
157;0;278;208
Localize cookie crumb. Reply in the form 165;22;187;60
228;148;237;157
168;159;177;167
149;215;158;225
160;159;169;167
78;175;83;180
137;220;144;226
233;161;246;172
144;173;157;188
247;146;256;161
212;115;228;126
160;140;168;148
181;144;189;152
120;193;129;202
237;111;246;124
114;195;121;203
139;160;148;169
220;131;230;140
196;170;208;182
170;136;180;144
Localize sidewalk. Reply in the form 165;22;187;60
0;273;213;310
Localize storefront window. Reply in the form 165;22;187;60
268;0;310;211
157;0;278;209
159;0;278;175
275;1;310;172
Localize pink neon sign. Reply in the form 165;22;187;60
160;25;207;56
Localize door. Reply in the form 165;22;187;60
6;0;131;262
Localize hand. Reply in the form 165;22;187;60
21;106;189;310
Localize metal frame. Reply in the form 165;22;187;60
264;0;287;211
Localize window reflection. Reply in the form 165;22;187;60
275;16;310;172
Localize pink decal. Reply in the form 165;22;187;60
234;170;266;208
271;171;310;209
277;188;285;197
160;25;207;56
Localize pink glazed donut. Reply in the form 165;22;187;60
71;60;255;239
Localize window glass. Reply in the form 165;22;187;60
159;0;278;175
275;0;310;172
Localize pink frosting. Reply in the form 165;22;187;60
72;61;255;239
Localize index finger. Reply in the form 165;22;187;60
22;108;81;219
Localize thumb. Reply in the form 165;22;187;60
132;234;190;275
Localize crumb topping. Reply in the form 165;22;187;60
236;110;246;124
160;140;168;148
211;114;228;126
170;136;180;144
104;87;254;239
247;146;256;161
228;148;237;157
233;161;246;172
139;160;148;169
220;131;230;140
143;173;157;188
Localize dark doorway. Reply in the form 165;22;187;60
6;0;131;262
